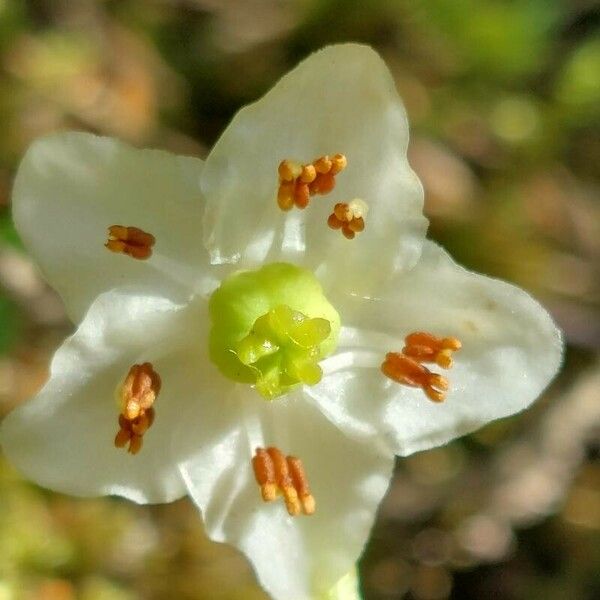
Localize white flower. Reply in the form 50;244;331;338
0;44;562;600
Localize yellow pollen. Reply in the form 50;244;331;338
381;352;449;403
105;225;155;260
252;447;315;516
403;331;462;369
276;154;347;211
327;198;368;240
114;363;161;454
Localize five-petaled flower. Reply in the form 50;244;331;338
0;45;562;600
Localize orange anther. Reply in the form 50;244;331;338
252;447;315;516
327;213;343;230
113;407;156;455
327;199;368;240
309;172;336;195
300;164;317;183
105;225;155;260
381;352;449;403
403;331;462;369
342;226;356;240
334;202;352;222
128;435;143;455
276;154;346;211
114;428;130;449
278;160;302;182
330;154;348;175
277;181;295;211
252;448;278;502
114;363;160;454
348;217;365;233
313;156;332;174
287;456;316;515
294;182;310;209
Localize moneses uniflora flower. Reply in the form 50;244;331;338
0;45;562;600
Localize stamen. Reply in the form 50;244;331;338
403;331;462;369
276;154;347;211
327;199;368;239
330;153;348;175
105;225;155;260
114;363;161;454
268;447;300;516
300;165;316;183
381;352;449;403
287;455;316;515
252;447;315;516
252;447;278;502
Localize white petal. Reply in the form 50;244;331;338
0;289;209;504
308;241;563;457
13;132;208;323
201;44;427;296
177;390;394;600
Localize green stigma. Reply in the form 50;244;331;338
209;263;340;399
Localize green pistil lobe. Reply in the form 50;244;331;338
208;263;340;399
235;305;331;399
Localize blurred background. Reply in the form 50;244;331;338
0;1;598;599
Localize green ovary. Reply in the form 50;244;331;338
209;263;340;399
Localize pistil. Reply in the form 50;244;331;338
234;304;332;399
208;263;340;398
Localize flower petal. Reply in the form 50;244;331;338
13;132;207;323
201;44;427;296
0;289;208;503
307;241;563;457
177;390;394;600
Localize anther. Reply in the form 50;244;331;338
278;160;302;182
252;447;315;516
276;154;347;211
105;225;155;260
300;165;316;183
114;363;161;454
268;447;300;516
327;199;368;240
252;447;278;502
403;332;462;369
330;153;347;175
277;181;295;211
381;352;449;403
309;172;336;195
313;156;332;174
294;182;310;209
287;456;316;515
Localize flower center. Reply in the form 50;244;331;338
209;263;340;399
235;305;331;399
105;225;155;260
114;362;161;454
252;446;315;516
